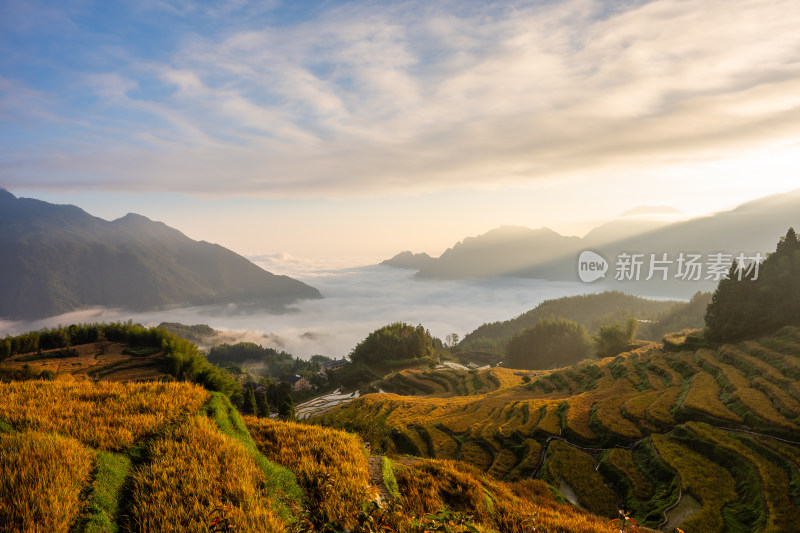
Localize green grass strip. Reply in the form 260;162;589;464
203;393;304;519
77;451;131;533
381;456;400;499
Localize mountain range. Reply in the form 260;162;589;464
389;188;800;297
0;190;321;320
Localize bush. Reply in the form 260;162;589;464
593;318;638;358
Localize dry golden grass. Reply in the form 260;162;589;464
487;448;518;479
496;402;526;439
565;392;599;440
651;434;736;533
125;416;285;532
752;377;800;420
518;400;546;433
644;371;667;391
719;345;792;385
460;441;494;471
0;432;94;533
426;424;459;457
744;340;800;377
244;417;371;526
688;422;800;533
396;459;494;524
700;349;798;430
396;459;617;533
2;342;163;381
490;367;528;389
545;440;617;518
647;386;682;426
622;389;662;432
683;371;742;423
648;358;684;388
512;438;543;478
592;380;642;440
754;436;800;471
607;448;653;500
0;381;209;450
537;402;563;435
100;365;166;382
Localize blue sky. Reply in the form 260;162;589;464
2;0;800;261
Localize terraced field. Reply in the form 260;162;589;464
0;379;619;532
316;326;800;532
0;341;167;382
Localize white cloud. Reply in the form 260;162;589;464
4;0;800;197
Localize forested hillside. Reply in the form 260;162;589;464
458;291;708;354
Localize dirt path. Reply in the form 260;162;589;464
368;456;392;502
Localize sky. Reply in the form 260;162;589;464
2;0;800;263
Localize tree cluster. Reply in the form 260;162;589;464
460;292;677;353
349;322;437;369
505;317;592;369
592;317;638;358
237;379;295;420
705;228;800;342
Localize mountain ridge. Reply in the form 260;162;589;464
391;188;800;296
0;190;321;320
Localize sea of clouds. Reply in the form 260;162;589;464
0;256;618;359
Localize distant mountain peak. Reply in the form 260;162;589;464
0;189;15;200
112;212;161;227
117;212;150;221
380;251;434;269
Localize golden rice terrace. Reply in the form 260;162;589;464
316;326;800;533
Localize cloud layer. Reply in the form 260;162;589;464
2;0;800;197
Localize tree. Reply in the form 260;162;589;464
506;317;592;369
593;317;638;358
242;384;258;415
256;388;270;418
0;338;11;360
95;329;111;355
278;393;294;420
445;333;460;348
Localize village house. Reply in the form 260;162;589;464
319;358;348;376
280;373;311;391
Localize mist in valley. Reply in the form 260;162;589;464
0;259;617;359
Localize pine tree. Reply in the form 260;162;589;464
257;389;270;418
243;384;258;415
278;393;294;420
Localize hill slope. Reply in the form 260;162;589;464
316;327;800;532
458;291;701;354
0;190;321;319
